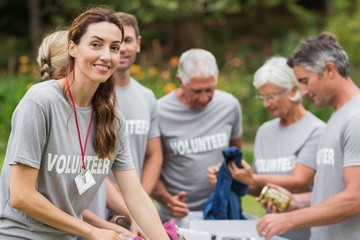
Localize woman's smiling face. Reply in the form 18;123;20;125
69;21;122;84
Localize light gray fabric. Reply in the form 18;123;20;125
254;112;325;174
87;181;107;220
253;112;325;240
115;78;160;176
89;78;159;219
157;89;242;212
310;94;360;240
0;80;134;240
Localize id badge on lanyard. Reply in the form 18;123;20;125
67;77;96;195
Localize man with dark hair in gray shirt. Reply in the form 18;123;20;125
257;32;360;240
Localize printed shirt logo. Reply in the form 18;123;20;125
255;155;295;173
316;148;335;165
47;153;111;175
169;132;228;155
125;119;149;135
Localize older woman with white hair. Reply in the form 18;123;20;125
207;56;326;240
244;56;325;195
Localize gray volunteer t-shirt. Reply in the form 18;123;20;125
158;89;242;210
0;80;134;240
311;94;360;240
253;112;325;240
254;112;325;174
89;78;159;219
115;78;160;176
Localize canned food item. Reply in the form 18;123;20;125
259;186;291;213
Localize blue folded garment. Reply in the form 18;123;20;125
203;146;248;220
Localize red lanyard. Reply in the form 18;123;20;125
66;78;94;173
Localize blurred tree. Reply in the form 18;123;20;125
0;0;338;143
325;0;360;84
0;0;329;72
0;0;29;74
28;0;41;60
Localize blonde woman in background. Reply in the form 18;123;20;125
37;29;69;81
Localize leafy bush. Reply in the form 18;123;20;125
0;74;35;143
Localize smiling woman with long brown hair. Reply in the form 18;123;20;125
0;6;169;240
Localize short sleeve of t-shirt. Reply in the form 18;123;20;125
111;114;135;171
8;96;49;169
342;112;360;167
296;124;325;170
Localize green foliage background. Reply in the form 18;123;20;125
2;0;359;153
2;0;358;161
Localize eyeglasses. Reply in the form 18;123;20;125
255;89;288;102
188;88;215;96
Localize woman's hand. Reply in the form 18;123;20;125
207;163;221;187
129;220;149;240
228;160;254;185
87;227;125;240
256;183;292;213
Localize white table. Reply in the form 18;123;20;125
189;220;289;240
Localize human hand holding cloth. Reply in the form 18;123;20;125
203;146;248;219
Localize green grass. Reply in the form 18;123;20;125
242;194;266;217
241;143;266;217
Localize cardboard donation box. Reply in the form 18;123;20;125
188;220;289;240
